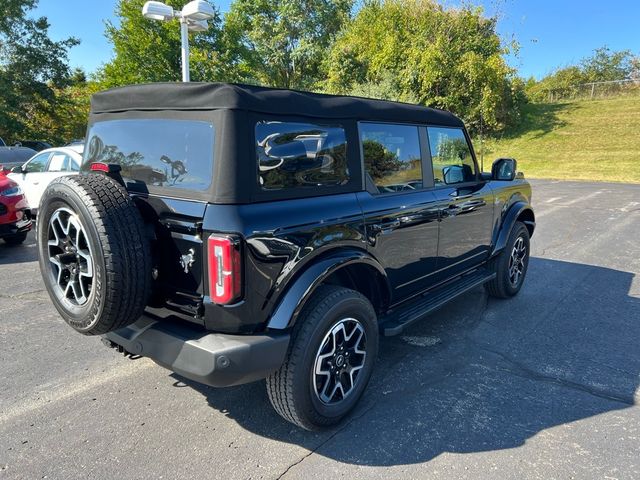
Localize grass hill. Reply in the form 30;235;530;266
479;95;640;184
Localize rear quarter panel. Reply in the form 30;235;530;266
201;193;366;333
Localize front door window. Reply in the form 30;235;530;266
427;127;476;186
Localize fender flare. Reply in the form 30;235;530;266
491;201;536;257
267;249;390;330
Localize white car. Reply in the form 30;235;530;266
9;145;84;214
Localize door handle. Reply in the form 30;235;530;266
449;191;473;200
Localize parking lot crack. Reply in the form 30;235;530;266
276;402;377;479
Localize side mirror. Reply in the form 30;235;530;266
11;165;24;174
491;158;517;181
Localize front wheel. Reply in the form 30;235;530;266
266;285;379;430
485;221;530;298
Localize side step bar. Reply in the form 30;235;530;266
379;269;496;336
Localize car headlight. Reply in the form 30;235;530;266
0;185;23;197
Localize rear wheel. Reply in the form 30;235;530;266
485;221;530;298
266;285;378;430
37;174;151;335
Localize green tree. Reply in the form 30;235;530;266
581;46;634;82
326;0;523;132
23;72;101;144
0;0;79;142
222;0;353;89
526;47;638;102
99;0;227;86
525;66;585;102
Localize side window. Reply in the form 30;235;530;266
26;152;49;172
48;153;69;172
360;123;422;194
70;157;80;172
256;121;349;190
427;127;476;185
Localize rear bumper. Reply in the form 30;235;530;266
104;316;290;387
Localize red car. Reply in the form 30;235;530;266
0;168;32;244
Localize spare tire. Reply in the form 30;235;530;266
37;174;151;335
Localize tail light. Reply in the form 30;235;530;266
90;162;111;173
207;234;242;305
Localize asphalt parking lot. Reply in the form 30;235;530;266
1;179;639;479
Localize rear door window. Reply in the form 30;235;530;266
360;123;423;194
255;121;349;190
84;119;214;192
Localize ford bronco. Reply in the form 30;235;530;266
37;82;535;430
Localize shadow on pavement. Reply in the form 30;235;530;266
0;232;38;265
174;257;639;465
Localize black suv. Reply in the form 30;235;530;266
37;83;535;430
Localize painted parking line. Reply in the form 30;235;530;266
0;359;154;425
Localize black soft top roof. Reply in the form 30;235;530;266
90;82;464;127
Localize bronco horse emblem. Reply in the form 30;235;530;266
180;248;196;274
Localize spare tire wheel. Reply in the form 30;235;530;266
37;174;151;335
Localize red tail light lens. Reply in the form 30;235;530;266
90;162;110;172
207;235;242;305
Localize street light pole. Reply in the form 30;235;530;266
180;17;190;82
142;1;215;83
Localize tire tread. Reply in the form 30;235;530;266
266;285;375;429
39;174;151;335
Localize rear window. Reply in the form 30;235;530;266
255;121;349;190
84;119;214;192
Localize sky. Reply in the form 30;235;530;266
34;0;640;80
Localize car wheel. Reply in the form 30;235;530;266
485;221;530;298
266;285;378;430
3;232;28;245
37;174;151;335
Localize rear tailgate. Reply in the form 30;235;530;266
137;196;206;321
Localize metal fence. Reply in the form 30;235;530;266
545;78;640;102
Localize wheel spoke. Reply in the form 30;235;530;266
507;236;527;287
77;249;93;277
353;328;366;355
325;381;345;403
70;278;84;304
49;256;63;285
47;207;94;306
348;363;363;388
313;318;367;405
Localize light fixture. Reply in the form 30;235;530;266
142;1;175;21
181;0;216;21
141;0;215;82
187;19;209;32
